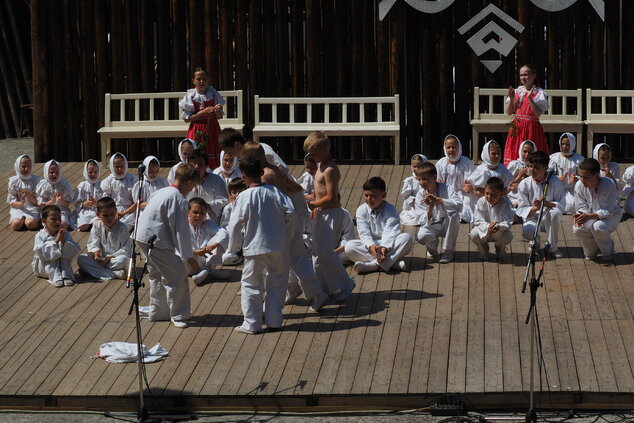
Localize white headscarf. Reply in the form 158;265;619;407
43;159;62;185
83;159;101;182
143;155;160;182
592;142;610;162
481;140;501;169
443;134;463;163
109;153;129;180
517;140;537;166
178;138;197;163
220;150;238;173
14;154;32;181
559;132;577;156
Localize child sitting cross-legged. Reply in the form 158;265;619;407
345;176;413;273
77;197;132;281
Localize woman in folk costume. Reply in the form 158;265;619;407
436;135;476;222
504;64;549;166
36;160;74;229
507;140;536;208
73;159;104;231
8;154;41;230
168;138;197;185
549;132;584;214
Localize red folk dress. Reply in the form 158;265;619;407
503;86;549;166
179;87;225;169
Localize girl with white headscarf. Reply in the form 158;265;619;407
436;134;477;222
507;140;536;207
168;138;197;184
8;154;41;230
622;165;634;217
592;143;622;194
73;159;104;231
549;132;584;214
101;152;137;230
212;150;242;193
399;153;428;225
36;159;74;229
132;156;169;214
466;140;514;202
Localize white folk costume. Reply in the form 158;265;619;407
469;196;515;258
467;141;514;191
297;171;315;198
436;136;476;222
507;140;536;207
516;173;565;253
73;160;104;228
188;169;228;224
36;160;74;227
592;143;622;196
8;154;40;222
77;219;132;280
134;186;192;324
622;166;634;216
227;184;294;332
101;153;136;230
399;154;427;225
414;182;462;256
212;150;242;192
346;201;413;271
167;139;196;185
337;208;356;263
549;133;584;214
261;142;288;173
186;219;229;274
32;228;80;283
573;177;622;259
132;156;169;215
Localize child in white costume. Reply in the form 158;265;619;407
399;154;427;225
102;153;137;230
134;163;200;328
132;156;169;215
549;132;584;214
77;197;131;281
32;205;81;287
73;159;104;231
592;143;622;195
414;162;462;264
334;208;356;263
227;157;294;334
346;176;413;273
467;140;514;199
516;151;565;258
573;158;622;263
507;140;536;207
436;135;476;222
622;166;634;216
186;197;230;286
186;148;228;224
36;160;74;230
469;177;515;261
297;154;317;202
213;150;242;192
8;154;40;230
167;138;196;185
220;178;247;265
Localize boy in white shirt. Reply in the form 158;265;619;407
220;127;288;172
186;197;229;285
469;177;515;261
573;158;622;263
77;197;132;281
346;176;413;273
187;148;229;223
414;162;462;264
516;151;565;258
227;157;294;334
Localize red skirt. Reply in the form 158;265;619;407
187;119;221;169
504;116;548;167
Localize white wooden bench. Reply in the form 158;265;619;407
251;95;401;165
97;90;243;164
585;89;634;154
471;87;584;157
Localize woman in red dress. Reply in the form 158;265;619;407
503;64;549;166
179;68;225;169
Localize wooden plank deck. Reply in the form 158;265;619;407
1;162;634;412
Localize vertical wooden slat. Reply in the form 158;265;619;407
31;0;50;161
79;0;97;160
94;0;109;160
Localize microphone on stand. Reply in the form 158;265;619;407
545;168;555;181
138;164;146;179
147;233;157;254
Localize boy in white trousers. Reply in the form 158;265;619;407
573;158;622;263
414;162;462;263
516;151;565;258
228;157;294;334
134;163;200;328
77;197;131;281
346;176;413;273
186;197;230;285
469;177;515;261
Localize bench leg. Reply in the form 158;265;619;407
586;129;593;158
472;127;479;164
394;134;400;166
101;135;110;166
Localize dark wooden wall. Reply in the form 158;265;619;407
5;0;633;163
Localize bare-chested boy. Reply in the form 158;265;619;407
305;131;355;301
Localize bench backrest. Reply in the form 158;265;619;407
586;89;634;122
472;87;583;123
254;95;399;126
103;90;243;127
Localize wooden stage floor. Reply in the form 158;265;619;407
1;162;634;412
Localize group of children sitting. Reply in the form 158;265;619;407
7;128;631;332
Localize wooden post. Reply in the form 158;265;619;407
62;0;81;161
79;0;98;160
31;0;50;161
171;0;187;91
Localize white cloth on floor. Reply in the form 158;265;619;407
97;342;169;363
